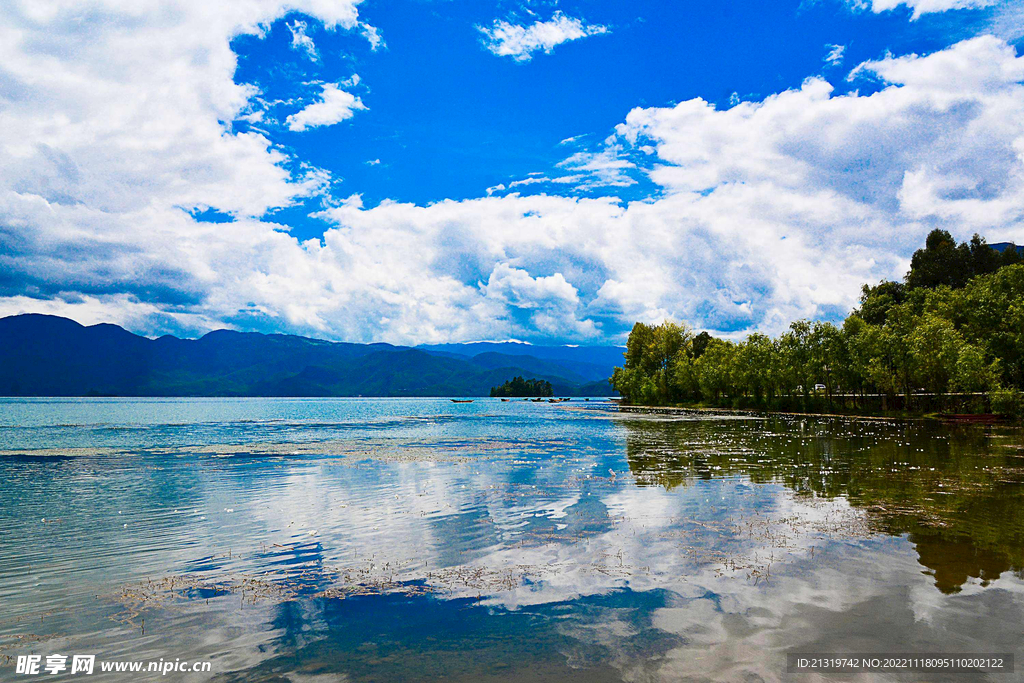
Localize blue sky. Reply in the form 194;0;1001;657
234;0;1005;240
1;0;1023;344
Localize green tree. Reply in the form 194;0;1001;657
957;264;1024;388
735;333;776;402
807;321;846;402
952;344;997;393
695;339;736;401
611;321;693;404
908;313;962;394
905;229;971;290
691;331;712;359
998;243;1022;268
968;234;1001;278
857;280;906;326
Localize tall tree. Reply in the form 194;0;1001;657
905;229;971;290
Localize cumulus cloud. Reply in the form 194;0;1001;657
2;0;1023;346
479;12;608;62
285;82;366;131
482;263;597;337
0;0;365;219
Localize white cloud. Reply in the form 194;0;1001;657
2;6;1023;346
479;12;608;62
499;175;584;191
286;82;366;132
0;0;365;220
990;2;1024;40
288;20;319;61
824;43;846;66
853;0;998;19
359;22;384;51
557;146;637;188
482;263;597;337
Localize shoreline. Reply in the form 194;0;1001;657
615;403;1005;424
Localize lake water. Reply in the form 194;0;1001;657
0;398;1022;681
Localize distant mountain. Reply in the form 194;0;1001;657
0;314;621;397
417;341;625;369
991;242;1024;254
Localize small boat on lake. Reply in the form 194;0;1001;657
450;399;474;403
499;398;510;402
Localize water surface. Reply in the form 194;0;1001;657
0;398;1022;681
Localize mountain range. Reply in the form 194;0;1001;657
0;314;622;397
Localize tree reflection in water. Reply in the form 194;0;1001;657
622;416;1024;594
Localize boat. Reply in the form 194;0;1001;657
500;398;510;402
450;399;474;403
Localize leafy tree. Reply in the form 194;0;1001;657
612;321;692;404
998;243;1022;268
695;339;736;400
670;352;700;401
903;230;1017;291
857;280;906;326
905;229;971;289
952;343;997;393
969;234;1002;277
807;321;846;401
778;321;813;398
956;264;1024;388
908;313;962;394
691;331;712;359
735;333;775;401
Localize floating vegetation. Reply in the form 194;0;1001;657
103;487;878;632
0;633;57;653
0;446;128;458
0;436;577;463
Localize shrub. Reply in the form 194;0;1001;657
990;388;1023;421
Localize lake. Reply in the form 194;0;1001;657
0;398;1021;681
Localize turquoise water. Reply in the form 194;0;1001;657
0;398;1022;681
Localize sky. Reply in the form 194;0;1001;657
2;0;1024;345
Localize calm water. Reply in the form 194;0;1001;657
0;398;1022;682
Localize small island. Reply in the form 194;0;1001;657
490;376;553;398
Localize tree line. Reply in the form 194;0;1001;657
611;230;1024;418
